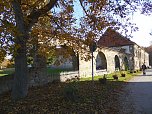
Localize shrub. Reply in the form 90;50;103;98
113;75;118;80
63;83;79;102
130;71;133;73
99;78;107;84
121;73;126;77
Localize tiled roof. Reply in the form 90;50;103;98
97;28;135;47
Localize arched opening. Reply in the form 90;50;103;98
96;52;107;70
51;45;79;71
124;57;129;70
115;55;120;70
71;53;79;71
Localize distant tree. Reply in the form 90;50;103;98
141;0;152;15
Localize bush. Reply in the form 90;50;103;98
121;73;126;77
63;83;79;102
113;75;118;80
130;71;133;73
65;76;80;83
99;77;107;84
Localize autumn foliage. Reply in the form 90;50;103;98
0;0;151;100
0;81;130;113
0;49;6;64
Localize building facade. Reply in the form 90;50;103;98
98;28;149;71
51;28;149;78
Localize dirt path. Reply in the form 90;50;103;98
121;69;152;114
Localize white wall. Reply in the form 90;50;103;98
51;56;73;69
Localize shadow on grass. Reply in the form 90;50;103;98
1;71;152;113
0;79;127;113
0;68;15;77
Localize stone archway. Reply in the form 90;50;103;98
96;52;107;70
124;56;129;70
115;55;120;70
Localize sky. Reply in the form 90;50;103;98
130;12;152;47
73;1;152;47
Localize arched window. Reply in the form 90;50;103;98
96;52;107;70
124;57;129;70
115;55;120;70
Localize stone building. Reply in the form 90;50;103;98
78;47;129;77
50;28;149;78
1;29;150;95
145;46;152;67
98;28;149;70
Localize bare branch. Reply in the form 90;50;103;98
79;0;90;17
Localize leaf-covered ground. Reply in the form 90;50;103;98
0;80;134;114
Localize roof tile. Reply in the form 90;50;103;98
98;28;135;47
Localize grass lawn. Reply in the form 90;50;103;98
0;70;141;113
47;68;73;74
80;70;142;82
0;68;15;77
0;67;70;77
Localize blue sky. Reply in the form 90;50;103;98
73;1;152;47
130;12;152;47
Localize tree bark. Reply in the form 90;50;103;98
11;0;28;100
32;54;47;86
12;38;28;100
11;0;58;100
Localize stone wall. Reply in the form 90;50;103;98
0;46;149;95
79;47;127;77
133;44;149;69
145;52;149;66
0;70;80;95
0;75;13;94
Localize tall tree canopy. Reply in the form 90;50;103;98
0;0;150;100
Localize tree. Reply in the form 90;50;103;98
1;0;61;100
0;0;148;100
141;0;152;15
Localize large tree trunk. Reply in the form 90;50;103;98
12;39;28;100
11;1;28;100
11;0;58;100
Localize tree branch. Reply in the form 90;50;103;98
79;0;90;18
26;0;58;31
12;0;25;34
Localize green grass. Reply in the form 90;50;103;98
0;67;73;77
47;68;65;74
0;67;142;82
47;68;74;74
0;68;15;77
80;70;142;82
